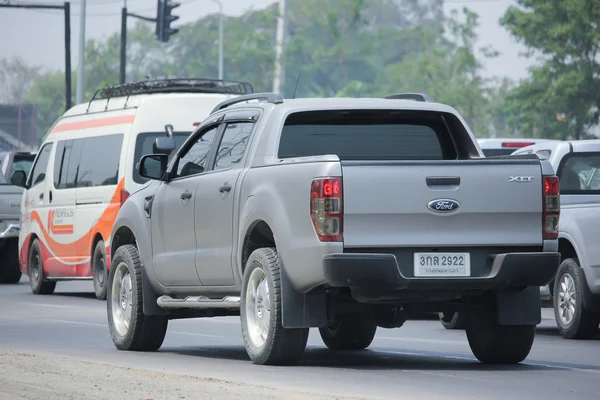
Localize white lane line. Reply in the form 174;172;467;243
18;302;104;311
168;331;237;340
375;336;465;346
370;349;600;375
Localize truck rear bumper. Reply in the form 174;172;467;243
322;252;560;291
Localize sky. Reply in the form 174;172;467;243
0;0;535;82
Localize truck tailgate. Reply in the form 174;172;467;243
341;160;543;247
0;184;22;220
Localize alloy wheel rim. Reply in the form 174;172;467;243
558;273;576;326
245;267;271;348
111;262;133;336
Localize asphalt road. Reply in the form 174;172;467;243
1;278;599;400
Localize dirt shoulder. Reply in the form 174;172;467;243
0;350;366;400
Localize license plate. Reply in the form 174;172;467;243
413;252;470;277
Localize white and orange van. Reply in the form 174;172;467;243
10;78;253;299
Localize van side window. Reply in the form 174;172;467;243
54;134;124;189
213;122;254;171
29;142;53;187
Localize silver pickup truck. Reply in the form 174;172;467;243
106;93;561;366
0;171;23;284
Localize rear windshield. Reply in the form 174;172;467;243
11;153;36;176
133;132;190;184
277;110;458;160
558;153;600;194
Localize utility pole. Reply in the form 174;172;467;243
272;0;287;95
120;5;127;84
76;0;86;104
212;0;224;80
0;2;72;112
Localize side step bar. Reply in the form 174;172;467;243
157;295;241;309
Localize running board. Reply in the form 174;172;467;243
156;295;241;309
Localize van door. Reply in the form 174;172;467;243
21;142;54;269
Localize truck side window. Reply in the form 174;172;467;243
213;122;254;171
559;153;600;193
29;143;53;187
175;125;219;178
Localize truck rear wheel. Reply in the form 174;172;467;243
28;239;56;294
0;239;22;284
466;303;535;364
240;247;309;365
553;258;600;339
107;244;168;351
319;314;377;350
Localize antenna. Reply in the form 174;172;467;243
292;73;301;99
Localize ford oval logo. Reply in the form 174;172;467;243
427;199;460;213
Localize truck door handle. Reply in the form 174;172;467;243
181;191;192;200
219;184;232;193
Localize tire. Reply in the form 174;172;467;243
439;311;467;330
466;301;535;364
240;247;309;365
0;239;22;284
27;238;56;295
553;258;600;339
92;240;108;300
107;244;168;351
319;314;377;350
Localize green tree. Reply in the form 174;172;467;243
500;0;600;139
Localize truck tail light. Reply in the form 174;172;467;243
310;177;343;242
542;175;560;240
120;189;130;206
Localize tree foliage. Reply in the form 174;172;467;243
20;0;502;139
500;0;600;139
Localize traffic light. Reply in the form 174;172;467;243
156;0;180;43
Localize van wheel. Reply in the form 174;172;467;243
466;302;535;364
439;311;467;330
553;258;600;339
240;247;309;365
92;240;108;300
28;239;56;295
0;239;22;284
319;314;377;350
107;244;168;351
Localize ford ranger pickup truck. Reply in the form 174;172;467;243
512;140;600;339
105;92;561;366
0;171;23;284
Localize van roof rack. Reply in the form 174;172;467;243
210;92;284;114
384;93;431;102
86;78;255;113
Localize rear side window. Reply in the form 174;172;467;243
558;153;600;194
11;154;36;176
53;134;124;189
277;110;457;160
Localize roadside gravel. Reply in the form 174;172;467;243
0;350;366;400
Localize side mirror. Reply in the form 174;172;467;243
10;170;27;188
138;154;168;181
153;137;176;155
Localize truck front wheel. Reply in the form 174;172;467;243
466;303;535;364
240;247;309;365
319;314;377;350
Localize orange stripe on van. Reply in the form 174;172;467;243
50;115;135;134
28;178;125;264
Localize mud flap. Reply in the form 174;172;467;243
280;261;327;328
496;286;541;326
141;263;168;316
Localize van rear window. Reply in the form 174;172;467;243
133;132;190;184
277;110;458;160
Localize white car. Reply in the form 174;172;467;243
511;140;600;339
476;138;562;157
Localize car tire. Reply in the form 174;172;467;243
240;247;309;365
92;240;108;300
439;311;467;330
107;244;168;351
27;238;56;295
466;300;535;364
0;239;22;284
319;314;377;350
553;258;600;339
